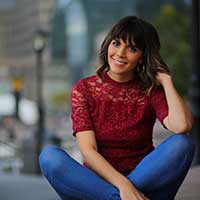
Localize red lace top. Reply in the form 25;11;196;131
71;71;168;175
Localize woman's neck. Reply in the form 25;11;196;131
107;70;134;83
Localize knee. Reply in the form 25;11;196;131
39;145;68;176
169;134;195;157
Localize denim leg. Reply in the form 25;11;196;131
39;134;195;200
39;145;119;200
127;134;195;200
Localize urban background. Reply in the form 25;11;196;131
0;0;199;199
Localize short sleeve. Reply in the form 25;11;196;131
70;80;94;136
150;86;168;124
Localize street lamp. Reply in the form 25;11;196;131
12;77;23;120
33;29;48;174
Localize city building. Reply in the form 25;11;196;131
0;0;56;99
0;0;55;66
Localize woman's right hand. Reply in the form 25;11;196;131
118;179;150;200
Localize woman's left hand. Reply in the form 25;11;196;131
156;72;172;86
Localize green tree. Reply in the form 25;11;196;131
154;4;192;96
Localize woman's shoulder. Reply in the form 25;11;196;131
72;74;99;92
75;74;98;86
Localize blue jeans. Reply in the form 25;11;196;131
39;134;195;200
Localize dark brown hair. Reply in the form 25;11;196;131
96;16;170;93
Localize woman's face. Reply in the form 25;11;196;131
107;38;142;82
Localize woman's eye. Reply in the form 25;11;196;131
129;46;137;52
112;40;120;46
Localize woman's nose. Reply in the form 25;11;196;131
116;47;126;57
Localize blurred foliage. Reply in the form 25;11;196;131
136;0;190;21
153;4;192;96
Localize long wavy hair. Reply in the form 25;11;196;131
96;16;170;93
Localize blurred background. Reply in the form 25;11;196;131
0;0;199;187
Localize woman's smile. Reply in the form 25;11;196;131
111;57;128;66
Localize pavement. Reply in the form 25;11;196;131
176;166;200;200
0;172;59;200
0;166;199;200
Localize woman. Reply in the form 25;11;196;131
39;16;195;200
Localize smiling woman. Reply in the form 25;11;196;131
107;38;142;82
39;16;195;200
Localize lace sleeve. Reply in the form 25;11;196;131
70;80;94;136
150;86;168;124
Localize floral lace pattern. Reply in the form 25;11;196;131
71;72;168;175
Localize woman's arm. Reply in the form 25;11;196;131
157;72;193;133
76;130;149;200
76;130;126;186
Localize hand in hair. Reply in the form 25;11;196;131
156;71;193;133
156;71;172;86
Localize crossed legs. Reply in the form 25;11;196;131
39;134;195;200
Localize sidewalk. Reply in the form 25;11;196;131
0;166;199;200
176;166;200;200
0;173;59;200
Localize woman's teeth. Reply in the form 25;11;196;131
113;58;127;64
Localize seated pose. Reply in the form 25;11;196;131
39;16;195;200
